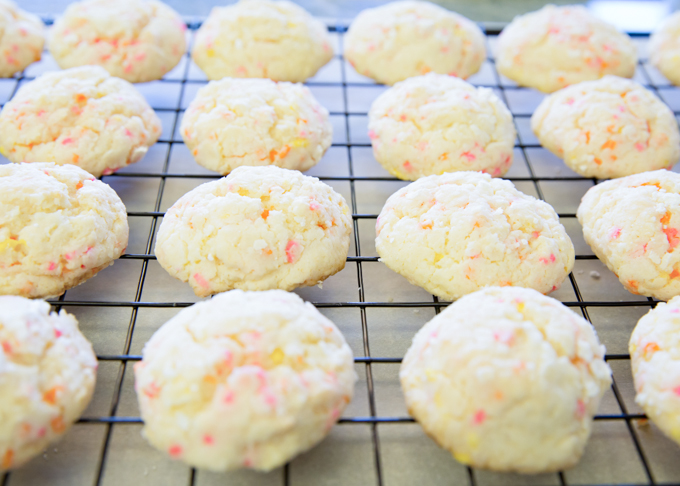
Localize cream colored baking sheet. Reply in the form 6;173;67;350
1;27;678;486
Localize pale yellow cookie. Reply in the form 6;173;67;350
344;1;485;85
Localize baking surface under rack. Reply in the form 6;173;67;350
1;20;680;486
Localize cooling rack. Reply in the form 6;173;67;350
2;19;680;486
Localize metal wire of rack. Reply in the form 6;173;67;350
1;18;680;486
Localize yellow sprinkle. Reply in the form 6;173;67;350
466;433;480;449
206;48;215;57
434;391;443;408
270;348;285;365
425;368;438;382
291;138;309;148
453;451;471;464
0;146;7;156
0;239;25;253
434;253;443;264
671;425;680;442
630;343;637;353
516;302;525;313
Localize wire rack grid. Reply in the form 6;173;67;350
1;19;680;486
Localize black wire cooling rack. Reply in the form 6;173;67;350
2;19;680;486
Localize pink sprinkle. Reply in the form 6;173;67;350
37;427;46;438
448;71;458;77
168;445;182;457
285;240;299;263
193;273;210;288
403;161;413;171
368;129;378;140
64;251;76;261
85;246;94;254
62;138;74;145
635;143;646;152
224;390;235;403
134;52;146;61
551;285;557;291
203;435;214;445
36;110;45;117
493;330;514;345
618;105;626;113
102;168;117;176
576;399;586;419
565;98;574;105
309;200;320;211
440;46;449;53
124;128;133;138
671;308;680;314
473;409;486;424
124;64;133;73
47;262;57;271
71;106;82;115
609;227;621;239
674;386;680;396
243;458;253;467
54;329;62;338
491;167;502;177
264;392;277;407
539;254;556;264
532;231;540;239
236;66;247;75
461;151;475;162
417;141;428;151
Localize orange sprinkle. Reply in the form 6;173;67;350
193;149;198;156
643;342;660;359
279;145;290;158
439;153;448;161
269;149;277;162
594;157;602;165
75;93;87;104
662;211;672;226
2;449;13;470
670;268;680;279
51;416;66;433
72;154;80;164
261;209;269;220
601;140;616;150
628;280;639;292
606;124;616;134
584;131;590;144
494;390;504;400
43;386;63;405
203;374;218;385
76;181;83;190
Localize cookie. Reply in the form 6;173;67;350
344;1;485;86
375;171;574;300
401;286;611;473
496;5;637;93
0;0;44;78
578;170;680;300
135;289;356;471
0;163;129;299
0;296;97;472
49;0;186;83
532;76;680;178
649;11;680;86
154;166;352;297
0;66;162;178
630;296;680;445
181;78;332;175
192;0;333;82
368;73;515;180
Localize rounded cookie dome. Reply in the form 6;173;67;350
401;286;612;473
0;163;129;299
375;171;574;300
496;5;637;93
0;296;97;472
532;76;680;178
577;170;680;300
181;78;332;175
630;296;680;446
344;1;485;85
192;0;333;82
0;0;44;78
49;0;186;83
368;73;515;180
135;289;356;471
154;166;352;297
649;11;680;86
0;66;161;177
